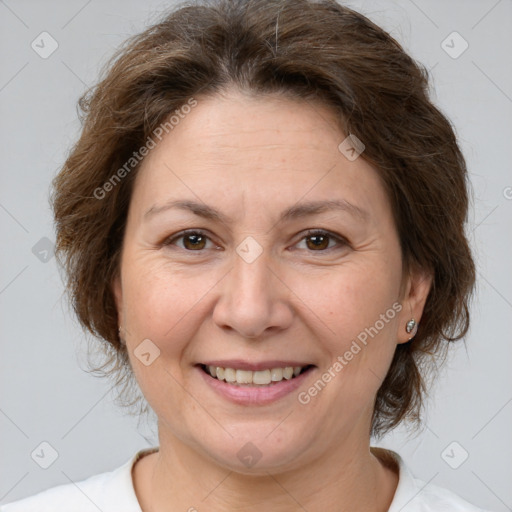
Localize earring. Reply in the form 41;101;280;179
405;318;417;339
118;326;125;345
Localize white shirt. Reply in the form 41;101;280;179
0;447;492;511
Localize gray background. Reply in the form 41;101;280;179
1;0;511;509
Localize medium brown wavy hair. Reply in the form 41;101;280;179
52;0;475;437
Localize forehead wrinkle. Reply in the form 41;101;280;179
143;198;369;226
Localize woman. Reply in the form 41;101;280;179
1;0;492;510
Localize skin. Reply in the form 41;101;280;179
113;87;432;512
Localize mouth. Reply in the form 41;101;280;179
195;360;317;405
199;363;315;386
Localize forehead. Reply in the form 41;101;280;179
129;90;390;224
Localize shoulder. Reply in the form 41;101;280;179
412;481;493;511
0;470;115;512
371;447;494;512
0;448;158;512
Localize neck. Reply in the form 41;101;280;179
138;426;398;512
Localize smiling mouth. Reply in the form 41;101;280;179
199;364;315;386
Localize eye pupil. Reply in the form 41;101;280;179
184;234;206;250
306;234;329;250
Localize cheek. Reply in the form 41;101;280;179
300;260;401;344
300;258;402;401
121;261;199;409
122;259;197;338
330;268;401;391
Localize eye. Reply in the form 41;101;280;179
294;229;348;252
162;228;348;253
163;229;216;251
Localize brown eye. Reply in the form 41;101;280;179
296;229;347;252
305;233;330;250
182;233;207;250
164;230;212;251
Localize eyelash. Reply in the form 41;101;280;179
162;228;349;253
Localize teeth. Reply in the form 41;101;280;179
253;370;271;385
205;365;307;385
283;367;294;380
224;368;236;383
270;368;283;381
236;369;253;384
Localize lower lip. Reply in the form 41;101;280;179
196;365;315;405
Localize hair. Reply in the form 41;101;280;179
52;0;475;438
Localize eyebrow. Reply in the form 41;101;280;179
144;198;369;224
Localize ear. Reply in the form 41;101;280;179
112;272;124;329
397;265;433;345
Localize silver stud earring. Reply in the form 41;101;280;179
405;318;417;339
118;326;125;345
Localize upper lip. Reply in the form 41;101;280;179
199;360;315;371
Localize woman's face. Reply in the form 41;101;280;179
114;89;429;473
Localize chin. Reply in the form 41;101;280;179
189;423;318;475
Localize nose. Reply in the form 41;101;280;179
212;246;294;339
